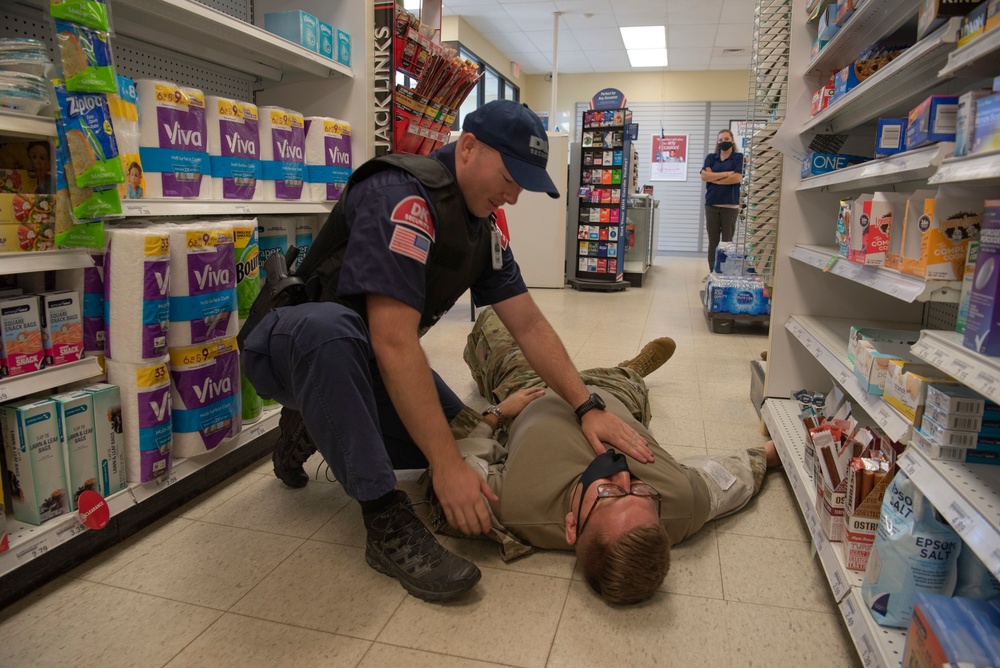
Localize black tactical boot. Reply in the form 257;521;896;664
272;407;318;488
363;491;481;602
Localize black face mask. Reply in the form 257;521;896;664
575;449;631;522
718;141;734;152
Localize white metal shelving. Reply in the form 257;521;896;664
0;248;96;275
791;246;963;304
911;329;1000;406
0;109;55;139
803;19;962;135
797;144;952;192
120;200;335;218
929;149;1000;186
0;357;104;404
785;315;915;442
806;0;922;75
763;398;907;668
939;24;1000;78
0;406;280;576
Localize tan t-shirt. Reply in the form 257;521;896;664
486;387;711;550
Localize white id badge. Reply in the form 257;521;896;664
491;225;503;269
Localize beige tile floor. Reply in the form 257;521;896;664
0;256;862;667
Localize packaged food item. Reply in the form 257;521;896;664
906;95;960;150
875;118;908;157
54;20;116;93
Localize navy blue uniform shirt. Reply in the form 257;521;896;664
702;151;743;207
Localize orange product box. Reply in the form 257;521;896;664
899;186;987;280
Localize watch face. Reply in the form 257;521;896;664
592;393;606;409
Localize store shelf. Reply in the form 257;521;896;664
910;329;1000;406
807;0;922;75
0;405;280;576
0;249;96;275
0;357;103;405
899;447;1000;579
120;200;335;218
0;109;55;139
763;398;907;668
804;20;962;135
785;315;914;441
16;0;352;81
791;245;963;304
797;144;952;192
938;26;1000;78
929;150;1000;186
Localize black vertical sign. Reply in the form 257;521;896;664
373;1;394;155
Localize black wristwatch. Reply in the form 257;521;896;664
574;392;606;422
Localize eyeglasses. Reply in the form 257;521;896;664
577;481;662;538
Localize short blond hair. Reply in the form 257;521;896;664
577;523;671;605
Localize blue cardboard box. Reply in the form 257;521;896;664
318;22;334;60
818;5;840;40
801;152;870;178
336;30;351;67
832;66;862;104
875;118;908;157
906;95;959;150
972;93;1000;153
264;10;319;53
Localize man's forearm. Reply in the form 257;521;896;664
718;173;742;184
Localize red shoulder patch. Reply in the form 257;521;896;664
390;195;435;241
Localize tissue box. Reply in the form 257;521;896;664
972;93;1000;153
884;361;954;427
964;200;1000;355
801;152;870;178
906;96;960;150
847;326;920;366
83;383;126;497
955;90;992;157
263;10;319;53
875;118;908;157
318;22;334;60
1;295;44;378
337;30;351;67
1;399;69;525
918;0;986;40
900;187;984;281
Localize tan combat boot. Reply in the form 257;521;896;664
617;338;677;378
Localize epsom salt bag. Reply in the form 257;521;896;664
861;471;961;628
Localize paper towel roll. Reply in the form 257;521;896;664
109;75;145;201
233;219;261;321
165;222;238;348
104;226;170;362
292;217;313;272
83;250;105;354
106;356;172;483
257;216;293;281
136;79;211;199
169;336;241;457
305;117;352;202
206;96;261;201
259;106;305;201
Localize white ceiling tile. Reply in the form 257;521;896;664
570;28;625;49
560;11;616;30
709;55;751;70
526;29;582;52
667;23;717;48
667;0;725;25
666;47;713;66
487;31;544;52
715;23;753;47
722;0;756;23
584;49;633;69
552;50;594;67
554;0;616;14
457;10;523;33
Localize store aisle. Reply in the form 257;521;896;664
0;257;861;667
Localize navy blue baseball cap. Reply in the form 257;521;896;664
462;100;560;199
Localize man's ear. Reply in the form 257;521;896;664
457;132;477;160
565;510;578;546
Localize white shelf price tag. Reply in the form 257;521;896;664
0;383;8;403
56;521;88;543
236;205;252;214
900;455;917;478
874;404;892;429
859;633;877;668
247;422;267;440
948;501;972;535
992;549;1000;579
975;371;999;400
14;534;55;564
156;471;179;488
831;569;847;598
843;595;857;626
951;358;972;381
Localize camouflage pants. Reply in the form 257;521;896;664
463;307;652;427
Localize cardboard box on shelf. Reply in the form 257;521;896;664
811;84;835;115
83;383;126;498
925;383;986;415
918;413;980;448
906;96;960;150
52;391;99;512
835;0;855;25
847;326;921;366
884;361;955;427
849;192;906;266
844;452;895;571
811;37;830;59
818;5;840;40
318;22;334;60
802;152;870;178
964;200;1000;355
814;428;854;542
955;90;992;157
39;291;83;367
875;118;908;158
918;0;986;40
263;10;319;53
958;2;989;46
988;0;1000;31
0;294;44;378
854;339;915;395
900;187;986;281
837;199;852;258
971;93;1000;153
0;399;69;525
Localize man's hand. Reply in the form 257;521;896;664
497;387;545;421
433;456;498;535
581;410;654;463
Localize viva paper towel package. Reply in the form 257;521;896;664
305;117;352;201
170;336;241;457
107;75;145;201
862;471;961;628
166;223;238;348
259;106;305;200
106;356;172;482
206;96;261;201
83;383;126;497
136;80;210;199
51;390;98;511
82;250;105;355
1;398;68;525
104;226;170;362
234;220;262;423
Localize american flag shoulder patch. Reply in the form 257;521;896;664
388;225;431;264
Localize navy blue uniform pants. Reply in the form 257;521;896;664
241;302;465;501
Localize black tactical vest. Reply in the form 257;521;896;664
295;153;494;335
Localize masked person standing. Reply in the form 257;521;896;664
239;101;655;603
699;129;744;273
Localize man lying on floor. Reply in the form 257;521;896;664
429;306;780;605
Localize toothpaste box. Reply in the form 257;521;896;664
802;152;870;178
39;290;83;367
263;10;319;53
906;96;959;150
963;200;1000;355
850;192;906;266
884;361;954;427
900;187;985;280
52;391;98;512
918;413;979;448
957;240;979;333
0;295;44;378
318;21;334;60
955;89;992;157
83;383;126;497
972;93;1000;153
923;401;983;431
875;118;908;158
1;398;69;525
925;383;986;415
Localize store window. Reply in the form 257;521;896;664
443;42;519;129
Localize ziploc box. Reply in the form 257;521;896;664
0;295;44;378
0;398;68;525
39;290;83;367
850;192;906;266
318;22;334;60
964;200;1000;355
802;152;870;178
263;11;319;53
884;361;955;427
972;93;1000;153
847;326;921;366
906;96;959;150
900;186;985;280
82;383;126;497
51;391;98;512
875;118;908;158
